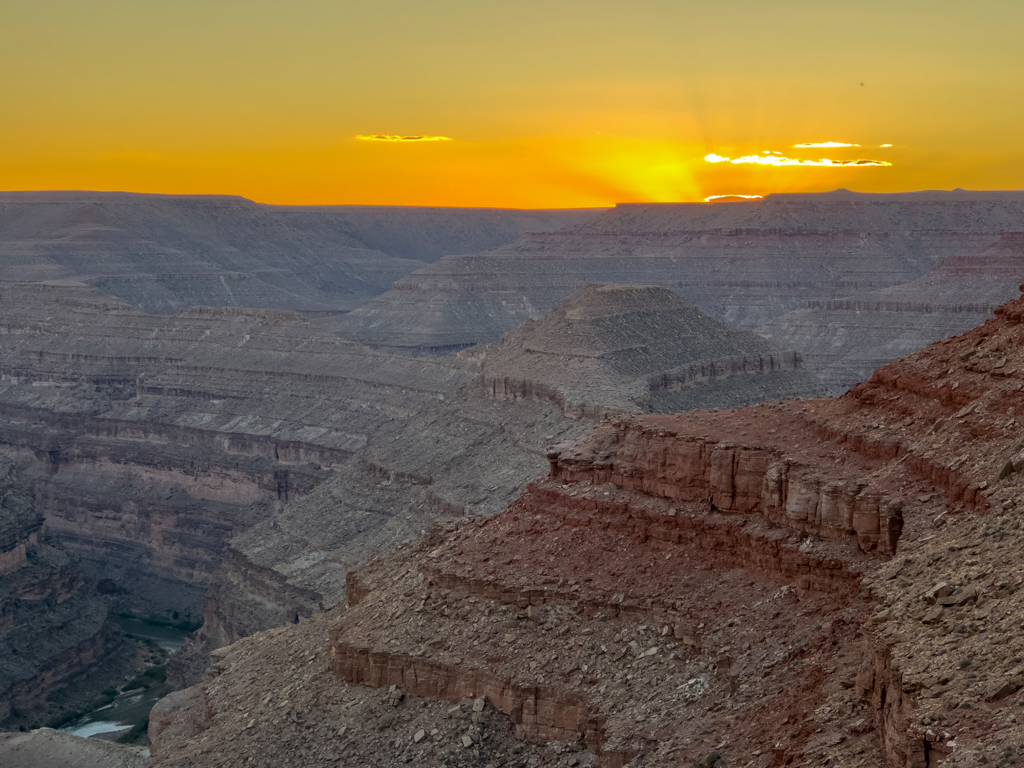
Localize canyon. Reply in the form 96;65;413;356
335;191;1024;344
151;283;1024;768
2;190;1024;766
0;274;819;729
0;191;597;315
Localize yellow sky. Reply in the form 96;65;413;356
2;1;1023;207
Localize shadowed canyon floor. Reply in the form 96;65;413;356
151;288;1024;767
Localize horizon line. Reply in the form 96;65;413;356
2;187;1024;210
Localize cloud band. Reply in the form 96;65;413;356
705;153;891;168
793;141;860;148
355;134;452;143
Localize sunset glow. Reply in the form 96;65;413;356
2;1;1023;206
355;135;453;143
705;153;893;168
704;194;764;202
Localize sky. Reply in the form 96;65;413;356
2;0;1024;208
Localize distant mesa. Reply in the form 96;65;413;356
0;191;599;315
334;189;1024;358
481;283;824;415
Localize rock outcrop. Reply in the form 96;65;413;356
336;189;1024;355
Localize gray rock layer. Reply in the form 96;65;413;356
0;191;599;314
335;190;1024;354
760;232;1024;392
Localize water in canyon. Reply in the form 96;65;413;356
59;618;193;742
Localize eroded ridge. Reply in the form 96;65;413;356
329;290;1024;767
152;288;1024;767
328;474;885;767
548;412;903;557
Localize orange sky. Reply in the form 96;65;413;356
2;1;1023;208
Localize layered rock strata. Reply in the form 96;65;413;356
0;191;598;314
760;231;1024;392
154;286;1024;767
193;284;823;660
327;284;1024;765
148;607;563;768
0;283;474;617
481;283;825;415
336;190;1024;354
191;386;592;657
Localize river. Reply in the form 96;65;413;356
60;617;193;742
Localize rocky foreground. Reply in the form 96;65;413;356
0;728;146;768
149;289;1024;766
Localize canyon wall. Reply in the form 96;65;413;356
760;231;1024;392
0;455;121;727
0;191;599;314
335;190;1024;355
316;287;1024;766
0;284;474;619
